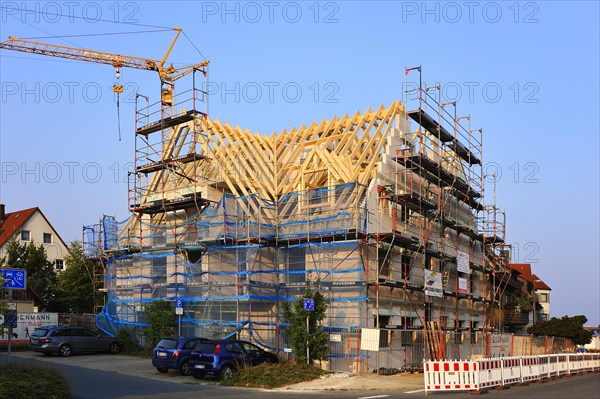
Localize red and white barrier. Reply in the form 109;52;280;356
478;359;503;388
424;353;600;395
520;356;541;383
500;357;521;385
424;360;479;392
556;354;569;377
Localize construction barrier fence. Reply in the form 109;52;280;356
424;353;600;394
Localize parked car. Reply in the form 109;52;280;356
152;336;208;376
190;339;279;380
29;326;122;357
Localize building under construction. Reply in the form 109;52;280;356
83;68;512;371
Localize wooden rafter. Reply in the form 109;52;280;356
138;101;405;213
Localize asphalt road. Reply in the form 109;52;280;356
2;353;599;399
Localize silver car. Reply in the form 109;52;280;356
29;326;122;357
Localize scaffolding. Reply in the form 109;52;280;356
367;67;493;361
85;75;515;369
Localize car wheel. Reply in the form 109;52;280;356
192;372;205;380
221;365;235;381
59;344;72;357
108;342;122;354
156;367;169;373
179;360;192;376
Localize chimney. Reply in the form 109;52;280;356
0;203;5;221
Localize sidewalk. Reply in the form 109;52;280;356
8;351;425;391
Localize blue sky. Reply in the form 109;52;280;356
0;1;598;325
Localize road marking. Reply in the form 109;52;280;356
357;396;390;399
404;389;426;394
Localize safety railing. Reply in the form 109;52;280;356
424;353;600;394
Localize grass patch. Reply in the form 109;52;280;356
222;361;328;389
0;363;72;399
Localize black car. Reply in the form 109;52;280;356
29;326;122;357
152;336;208;376
190;340;279;380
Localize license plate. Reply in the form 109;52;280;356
157;352;168;357
194;364;205;369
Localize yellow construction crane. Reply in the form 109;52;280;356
0;28;209;106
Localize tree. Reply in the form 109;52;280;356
142;300;176;348
527;315;593;346
54;241;96;313
0;237;57;310
282;279;328;364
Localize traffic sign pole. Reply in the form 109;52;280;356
7;289;13;361
306;315;309;365
303;298;315;365
175;299;183;336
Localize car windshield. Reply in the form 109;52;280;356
193;343;217;353
156;339;179;349
31;329;49;338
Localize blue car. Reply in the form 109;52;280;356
190;339;279;380
152;337;208;376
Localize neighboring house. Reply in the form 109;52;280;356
510;263;551;326
500;266;531;334
0;204;68;272
583;327;600;351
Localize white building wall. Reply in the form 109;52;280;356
0;211;69;272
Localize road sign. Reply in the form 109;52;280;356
175;298;183;315
4;310;18;329
2;269;27;290
303;298;314;311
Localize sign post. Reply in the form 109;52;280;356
303;298;314;365
175;299;183;336
2;269;26;362
4;310;18;360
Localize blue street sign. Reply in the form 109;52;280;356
3;310;18;329
303;298;315;311
1;269;27;290
176;299;183;309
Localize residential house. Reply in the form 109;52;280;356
510;263;551;326
0;204;69;272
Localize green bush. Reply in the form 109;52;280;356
0;364;72;399
142;300;176;349
222;361;327;388
115;328;142;355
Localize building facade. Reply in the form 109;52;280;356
0;205;68;272
84;74;546;369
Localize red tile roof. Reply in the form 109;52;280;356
511;263;533;279
532;274;551;290
0;207;38;247
510;263;551;290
